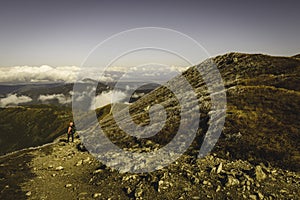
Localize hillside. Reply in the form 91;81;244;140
97;53;300;172
0;53;299;199
0;105;73;155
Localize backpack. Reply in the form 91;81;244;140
71;125;76;134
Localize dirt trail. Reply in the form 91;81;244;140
20;136;102;200
0;134;299;200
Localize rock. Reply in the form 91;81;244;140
249;194;257;200
76;160;83;166
217;163;223;174
203;180;209;185
93;169;103;174
216;185;221;192
93;193;101;198
255;165;267;181
55;166;64;171
256;191;264;200
83;157;91;163
135;187;143;198
125;186;133;194
244;174;254;183
65;184;72;188
77;143;87;152
210;167;216;173
192;176;200;184
226;175;240;187
52;174;56;177
26;191;31;196
279;189;287;193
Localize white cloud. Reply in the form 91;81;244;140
0;94;32;107
38;94;71;104
0;65;80;83
90;90;127;110
0;64;189;83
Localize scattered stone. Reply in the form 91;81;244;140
76;160;83;166
226;175;240;187
26;191;31;196
65;184;72;188
93;193;101;198
210;167;216;173
217;163;223;174
125;186;133;194
216;185;221;192
93;169;103;174
256;191;264;200
52;174;56;177
135;187;143;198
249;194;257;200
279;189;287;193
55;166;64;171
83;157;91;163
255;165;267;181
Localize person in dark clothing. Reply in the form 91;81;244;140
67;121;76;143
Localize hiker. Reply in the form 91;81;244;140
67;121;76;143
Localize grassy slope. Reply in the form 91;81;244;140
98;53;300;171
0;105;73;155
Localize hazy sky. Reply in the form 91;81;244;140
0;0;299;67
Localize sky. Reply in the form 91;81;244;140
0;0;299;81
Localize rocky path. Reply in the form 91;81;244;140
0;134;299;200
20;137;103;200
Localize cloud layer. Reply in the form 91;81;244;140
0;64;187;83
38;94;71;104
90;90;127;110
0;94;32;107
0;65;80;83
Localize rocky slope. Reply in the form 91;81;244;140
0;135;299;199
0;53;299;199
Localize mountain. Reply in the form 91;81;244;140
0;53;299;199
98;53;300;171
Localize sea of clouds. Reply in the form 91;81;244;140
0;64;187;108
38;93;72;104
0;94;32;107
0;65;80;83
